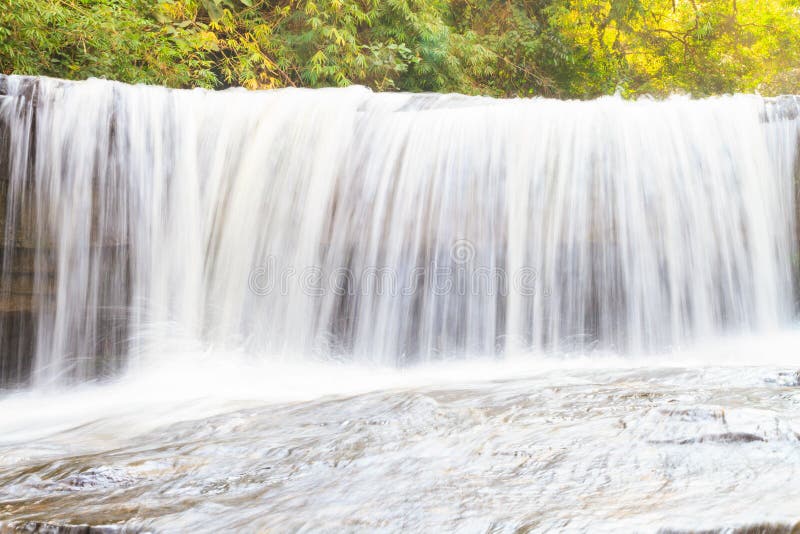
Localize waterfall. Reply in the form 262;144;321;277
0;75;798;386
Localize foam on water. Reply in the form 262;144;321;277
1;328;800;448
2;333;800;531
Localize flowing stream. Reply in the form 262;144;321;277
0;76;799;532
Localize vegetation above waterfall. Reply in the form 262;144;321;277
1;0;799;97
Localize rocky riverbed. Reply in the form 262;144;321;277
0;355;799;533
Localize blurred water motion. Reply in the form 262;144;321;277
1;355;800;532
1;76;800;532
1;77;798;384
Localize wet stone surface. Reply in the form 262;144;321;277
0;365;799;532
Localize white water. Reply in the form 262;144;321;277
0;76;798;385
1;76;800;532
1;339;800;532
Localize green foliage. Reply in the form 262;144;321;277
0;0;210;87
544;0;800;97
1;0;799;97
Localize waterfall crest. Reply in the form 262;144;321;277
0;75;798;385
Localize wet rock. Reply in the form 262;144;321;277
692;432;766;444
1;522;145;534
638;405;799;445
777;371;800;387
659;520;800;534
658;407;726;422
764;371;800;387
63;467;136;490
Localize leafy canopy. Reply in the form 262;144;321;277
1;0;799;97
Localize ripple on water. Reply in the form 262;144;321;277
0;366;800;532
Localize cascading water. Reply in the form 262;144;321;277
3;76;800;532
0;75;799;386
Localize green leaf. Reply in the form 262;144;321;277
199;0;224;21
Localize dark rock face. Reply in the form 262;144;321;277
0;82;37;387
0;76;131;387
